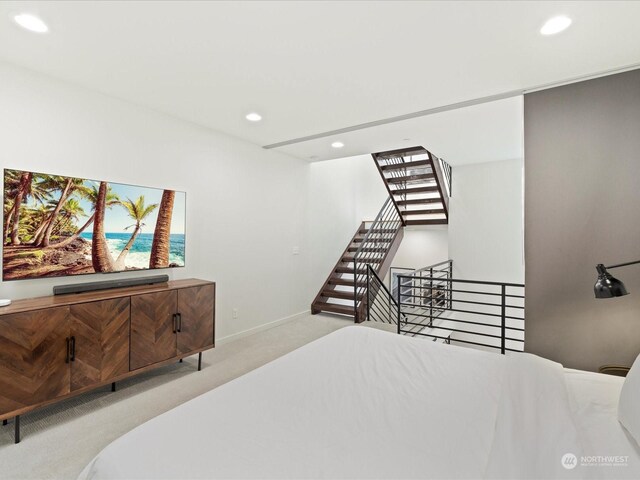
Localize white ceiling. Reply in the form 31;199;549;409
277;96;524;166
0;1;639;163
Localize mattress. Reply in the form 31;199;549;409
79;327;639;479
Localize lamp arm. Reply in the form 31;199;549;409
606;259;640;270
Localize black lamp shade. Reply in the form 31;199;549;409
594;264;629;298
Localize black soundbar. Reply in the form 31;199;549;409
53;274;170;295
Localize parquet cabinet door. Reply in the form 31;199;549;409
130;291;177;370
177;285;215;354
0;307;70;416
70;298;130;391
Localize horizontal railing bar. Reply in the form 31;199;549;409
414;324;505;340
400;316;524;331
504;336;525;342
398;275;524;288
400;294;525;310
398;286;524;299
400;330;452;342
399;305;502;319
403;331;517;350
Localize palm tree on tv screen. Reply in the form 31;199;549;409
36;176;88;247
52;198;85;237
92;181;115;272
150;189;175;268
50;184;120;249
114;195;158;270
4;171;50;245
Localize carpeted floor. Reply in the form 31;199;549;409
0;313;391;480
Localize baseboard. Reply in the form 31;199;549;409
216;310;310;345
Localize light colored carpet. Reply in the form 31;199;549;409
0;313;393;480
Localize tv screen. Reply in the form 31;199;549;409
3;169;186;281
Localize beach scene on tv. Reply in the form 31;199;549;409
3;169;185;280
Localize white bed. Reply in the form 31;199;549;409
79;327;640;479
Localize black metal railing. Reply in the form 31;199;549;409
390;260;453;338
365;264;402;325
396;274;524;353
353;197;403;321
389;266;415;299
435;155;452;197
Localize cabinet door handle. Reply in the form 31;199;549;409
172;314;177;334
65;337;70;364
177;313;182;333
70;336;76;362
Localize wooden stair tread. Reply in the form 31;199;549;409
386;173;434;184
396;198;442;206
380;160;430;171
405;219;448;226
328;278;365;287
321;290;363;300
392;186;439;195
312;302;355;316
335;265;375;274
402;209;446;216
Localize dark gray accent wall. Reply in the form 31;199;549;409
524;69;640;371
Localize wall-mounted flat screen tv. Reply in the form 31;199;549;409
3;169;186;281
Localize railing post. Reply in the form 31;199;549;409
397;275;402;334
428;267;433;327
501;284;506;354
354;257;358;323
366;266;370;322
448;261;453;309
388;272;392;321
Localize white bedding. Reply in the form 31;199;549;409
79;327;638;479
564;369;640;479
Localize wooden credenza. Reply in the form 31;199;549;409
0;278;215;443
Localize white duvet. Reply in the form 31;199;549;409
80;327;593;479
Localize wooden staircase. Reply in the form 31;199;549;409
311;146;451;324
311;199;404;322
372;146;451;226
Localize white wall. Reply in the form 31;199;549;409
0;62;310;341
448;158;524;283
391;227;449;270
308;155;387;294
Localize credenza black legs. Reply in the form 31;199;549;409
111;382;116;392
2;417;20;444
198;352;202;371
14;415;20;444
2;416;21;444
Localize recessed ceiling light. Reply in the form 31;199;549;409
331;141;344;149
540;16;572;35
245;112;262;122
14;13;49;33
